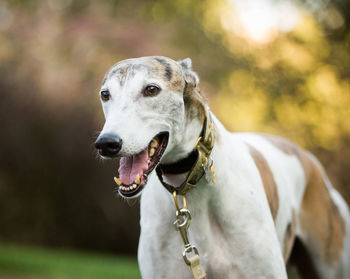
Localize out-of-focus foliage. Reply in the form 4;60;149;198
0;0;349;255
144;0;350;201
204;3;350;150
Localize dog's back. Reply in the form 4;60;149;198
235;132;350;279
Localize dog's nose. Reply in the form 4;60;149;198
94;134;123;157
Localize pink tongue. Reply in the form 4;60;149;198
118;149;149;185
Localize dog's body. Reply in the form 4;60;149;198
95;56;350;279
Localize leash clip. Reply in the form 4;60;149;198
173;192;207;279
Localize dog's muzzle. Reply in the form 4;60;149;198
94;133;123;157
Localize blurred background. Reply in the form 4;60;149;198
0;0;349;278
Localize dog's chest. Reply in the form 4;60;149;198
139;178;260;278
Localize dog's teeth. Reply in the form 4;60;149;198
147;159;151;164
149;148;155;157
132;184;137;189
114;177;122;186
135;174;140;184
121;186;125;191
150;139;159;148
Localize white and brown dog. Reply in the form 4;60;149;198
95;56;350;279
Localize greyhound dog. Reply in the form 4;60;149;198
94;56;350;279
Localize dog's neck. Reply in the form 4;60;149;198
162;87;206;165
157;88;207;189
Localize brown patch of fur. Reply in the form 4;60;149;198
263;134;346;265
154;57;172;80
184;87;206;124
283;209;297;262
169;72;186;92
150;57;185;92
156;57;186;92
300;160;346;265
248;144;279;221
147;59;169;79
263;135;313;178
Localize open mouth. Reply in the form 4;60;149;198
114;132;169;197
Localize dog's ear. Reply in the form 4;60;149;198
178;58;199;90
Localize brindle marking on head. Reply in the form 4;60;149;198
105;57;186;93
184;87;206;124
283;209;297;262
107;64;132;87
163;68;185;92
104;56;204;124
264;135;346;265
247;144;279;221
153;57;185;92
154;57;173;81
175;59;206;124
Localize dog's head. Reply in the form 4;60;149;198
95;56;201;198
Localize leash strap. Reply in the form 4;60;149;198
188;255;207;279
173;192;207;279
157;109;215;279
156;109;216;195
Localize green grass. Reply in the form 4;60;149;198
0;243;301;279
0;243;141;279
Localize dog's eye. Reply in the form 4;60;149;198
143;85;160;97
101;90;110;102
